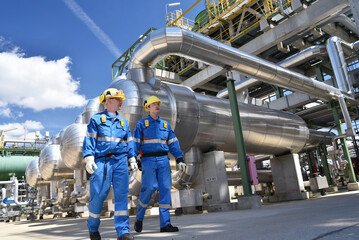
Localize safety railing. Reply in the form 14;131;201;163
166;0;295;73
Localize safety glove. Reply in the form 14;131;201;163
128;157;138;171
85;156;97;174
176;157;186;172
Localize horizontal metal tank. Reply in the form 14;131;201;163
0;155;37;181
25;159;41;187
109;77;310;155
39;143;73;180
60;123;87;170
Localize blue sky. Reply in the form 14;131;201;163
0;0;204;138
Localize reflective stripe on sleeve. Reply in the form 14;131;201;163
167;137;178;145
114;210;129;216
86;132;97;138
142;139;167;145
133;137;141;143
89;212;101;218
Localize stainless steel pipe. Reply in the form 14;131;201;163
110;77;325;156
128;27;351;101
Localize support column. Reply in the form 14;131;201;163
270;153;309;201
317;144;333;186
306;151;315;178
329;101;357;183
226;70;252;196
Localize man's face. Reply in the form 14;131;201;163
108;97;123;110
147;102;160;114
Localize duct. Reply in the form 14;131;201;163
172;147;201;190
217;45;328;98
216;14;358;98
110;77;308;155
338;95;355;137
326;37;358;137
305;129;335;149
326;36;354;95
321;14;359;37
127;27;350;102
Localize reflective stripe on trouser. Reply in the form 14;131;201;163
136;156;172;228
87;156;130;237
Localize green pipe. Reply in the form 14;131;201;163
330;101;357;183
306;151;315;178
226;71;252;196
317;144;333;186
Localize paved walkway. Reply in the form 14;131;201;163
1;190;359;240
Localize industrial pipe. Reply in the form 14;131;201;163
127;27;351;101
216;45;328;98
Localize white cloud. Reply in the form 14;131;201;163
0;102;24;119
0;120;44;137
63;0;121;58
0;107;11;118
0;50;87;111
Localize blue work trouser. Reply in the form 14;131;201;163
87;156;129;237
136;155;172;228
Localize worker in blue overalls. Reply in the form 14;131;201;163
83;88;138;240
132;96;186;233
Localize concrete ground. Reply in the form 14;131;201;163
1;190;359;240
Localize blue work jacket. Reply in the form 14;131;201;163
83;110;135;160
132;115;183;161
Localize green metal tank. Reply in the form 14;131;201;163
0;156;38;180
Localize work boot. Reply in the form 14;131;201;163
89;230;101;240
134;220;143;232
117;233;134;240
160;224;179;232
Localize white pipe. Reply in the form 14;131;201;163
0;178;28;206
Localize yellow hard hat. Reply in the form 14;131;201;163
144;96;162;112
99;88;126;105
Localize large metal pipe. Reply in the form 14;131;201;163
326;36;354;95
128;27;350;101
216;45;328;98
110;77;329;156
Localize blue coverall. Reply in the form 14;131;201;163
132;115;183;228
83;110;135;237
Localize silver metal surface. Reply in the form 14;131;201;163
39;144;72;180
326;36;353;94
60;123;87;170
128;27;350;101
82;98;105;124
110;77;315;155
171;189;203;208
217;45;328;98
25;159;40;187
172;147;201;190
